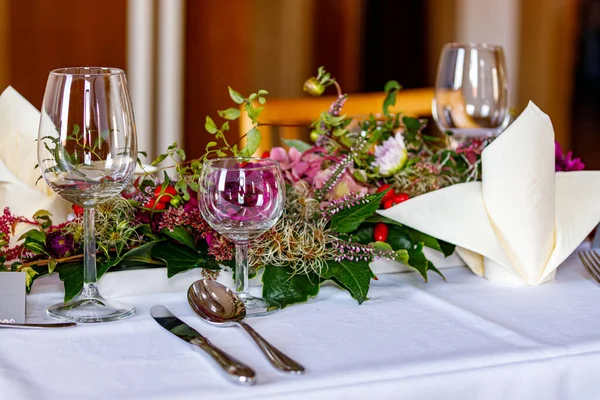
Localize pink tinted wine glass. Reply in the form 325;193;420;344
198;157;285;317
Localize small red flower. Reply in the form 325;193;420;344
72;204;84;217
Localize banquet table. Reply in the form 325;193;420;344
3;249;600;400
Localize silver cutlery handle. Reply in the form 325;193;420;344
238;321;305;374
189;337;256;385
0;322;77;329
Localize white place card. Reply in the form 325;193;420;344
0;272;25;323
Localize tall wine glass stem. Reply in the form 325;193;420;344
235;243;249;294
83;207;97;291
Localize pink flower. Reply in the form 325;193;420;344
269;146;326;184
314;167;369;200
555;142;584;172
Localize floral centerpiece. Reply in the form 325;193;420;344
0;68;584;308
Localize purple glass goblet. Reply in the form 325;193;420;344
198;157;285;316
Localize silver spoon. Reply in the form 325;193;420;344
187;279;305;375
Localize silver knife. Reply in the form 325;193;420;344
0;322;76;329
150;305;256;385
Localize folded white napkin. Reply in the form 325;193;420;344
379;102;600;285
0;86;71;236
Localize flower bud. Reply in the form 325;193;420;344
310;130;320;143
303;77;325;96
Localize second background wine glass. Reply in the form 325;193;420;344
432;42;509;150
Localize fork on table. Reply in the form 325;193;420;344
578;249;600;284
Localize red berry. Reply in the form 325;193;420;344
261;151;270;158
154;186;177;203
373;223;389;242
392;193;410;204
383;199;395;209
377;184;395;204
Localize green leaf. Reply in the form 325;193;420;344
258;97;266;105
321;259;374;304
363;214;403;227
330;191;387;233
407;243;428;281
384;80;401;93
21;267;39;292
72;124;81;136
240;128;261;157
383;81;401;117
257;89;269;96
205;116;218;133
403;116;421;132
406;227;455;258
228;87;245;104
58;259;113;302
262;266;320;308
218;107;241;120
386;224;414;251
32;210;52;219
117;241;165;270
18;229;45;243
161;226;196;250
427;260;446;281
23;238;46;254
281;139;312;153
151;153;168;166
151;241;219;278
47;260;57;274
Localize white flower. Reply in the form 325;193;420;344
372;132;408;176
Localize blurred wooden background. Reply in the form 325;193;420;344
0;0;595;166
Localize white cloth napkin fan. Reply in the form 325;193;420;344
0;86;71;237
380;102;600;285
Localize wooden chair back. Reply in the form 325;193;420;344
240;87;434;152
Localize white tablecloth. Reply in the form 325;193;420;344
2;250;600;400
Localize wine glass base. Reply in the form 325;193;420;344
237;293;280;317
47;292;135;323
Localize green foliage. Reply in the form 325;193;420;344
151;241;220;278
330;191;387;233
383;80;402;116
58;260;114;302
262;266;320;308
321;259;374;304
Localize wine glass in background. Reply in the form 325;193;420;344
432;43;509;150
38;67;137;323
198;157;285;317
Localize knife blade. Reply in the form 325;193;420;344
150;305;256;385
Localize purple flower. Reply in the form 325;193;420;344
184;188;199;213
46;231;74;258
555;142;584;172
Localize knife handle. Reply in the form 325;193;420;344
189;337;256;385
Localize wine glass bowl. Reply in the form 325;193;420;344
198;157;285;316
432;43;509;149
38;67;137;323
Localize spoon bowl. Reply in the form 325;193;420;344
188;279;305;375
187;279;246;326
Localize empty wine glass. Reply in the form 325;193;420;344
432;43;509;150
198;157;285;317
38;67;137;323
